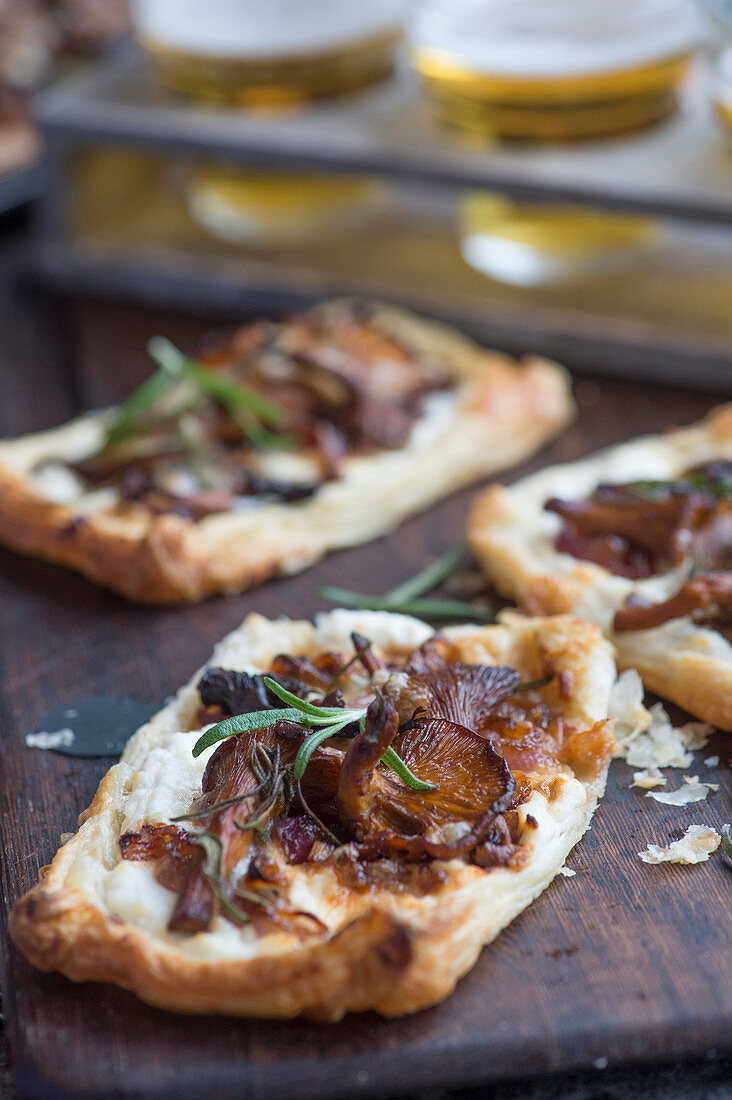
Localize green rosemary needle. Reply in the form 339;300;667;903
721;823;732;869
380;747;437;792
192;708;300;757
318;545;494;623
103;360;184;447
318;587;494;623
194;834;249;925
148;337;286;448
385;544;467;603
513;675;554;694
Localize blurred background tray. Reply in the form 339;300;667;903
36;46;732;220
32;46;732;391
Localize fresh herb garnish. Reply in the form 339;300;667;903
100;336;289;460
318;545;494;623
721;823;732;870
192;708;302;757
148;337;287;450
380;746;437;792
385;544;467;603
103;353;187;448
264;678;436;791
191;673;437;793
194;833;250;925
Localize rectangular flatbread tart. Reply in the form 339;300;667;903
469;404;732;731
0;299;572;603
10;608;615;1020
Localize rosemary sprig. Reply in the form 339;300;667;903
293;722;354;782
260;679;364;721
318;588;494;623
386;544;467;603
148;337;286;449
191;675;437;793
103;356;185;447
318;546;494;623
263;678;437;791
100;335;291;461
194;834;249;925
380;747;436;792
192;708;302;758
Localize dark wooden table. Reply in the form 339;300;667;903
0;213;730;1099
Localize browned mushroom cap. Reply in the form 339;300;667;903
404;635;461;674
381;663;520;738
338;694;515;860
418;664;520;735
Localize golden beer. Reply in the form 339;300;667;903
131;0;405;105
411;0;699;141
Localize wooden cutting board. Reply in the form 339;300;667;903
0;314;730;1099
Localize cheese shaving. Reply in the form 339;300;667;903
646;776;718;805
683;775;719;791
703;755;720;768
558;866;576;877
609;670;651;754
638;825;721;864
631;767;666;789
677;723;714;752
610;671;713;769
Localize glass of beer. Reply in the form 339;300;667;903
130;0;406;105
410;0;700;141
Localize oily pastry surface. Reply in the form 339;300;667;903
0;302;572;604
10;609;615;1020
468;404;732;731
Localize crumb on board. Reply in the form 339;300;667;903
632;767;666;789
25;728;75;750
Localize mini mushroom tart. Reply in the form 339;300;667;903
0;299;572;604
468;404;732;731
10;609;615;1020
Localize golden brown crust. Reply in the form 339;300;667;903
10;610;614;1019
468;403;732;731
10;889;414;1021
0;304;573;603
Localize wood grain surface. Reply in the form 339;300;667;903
0;269;730;1099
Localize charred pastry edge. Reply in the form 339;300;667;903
468;402;732;732
10;609;615;1020
0;301;573;603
